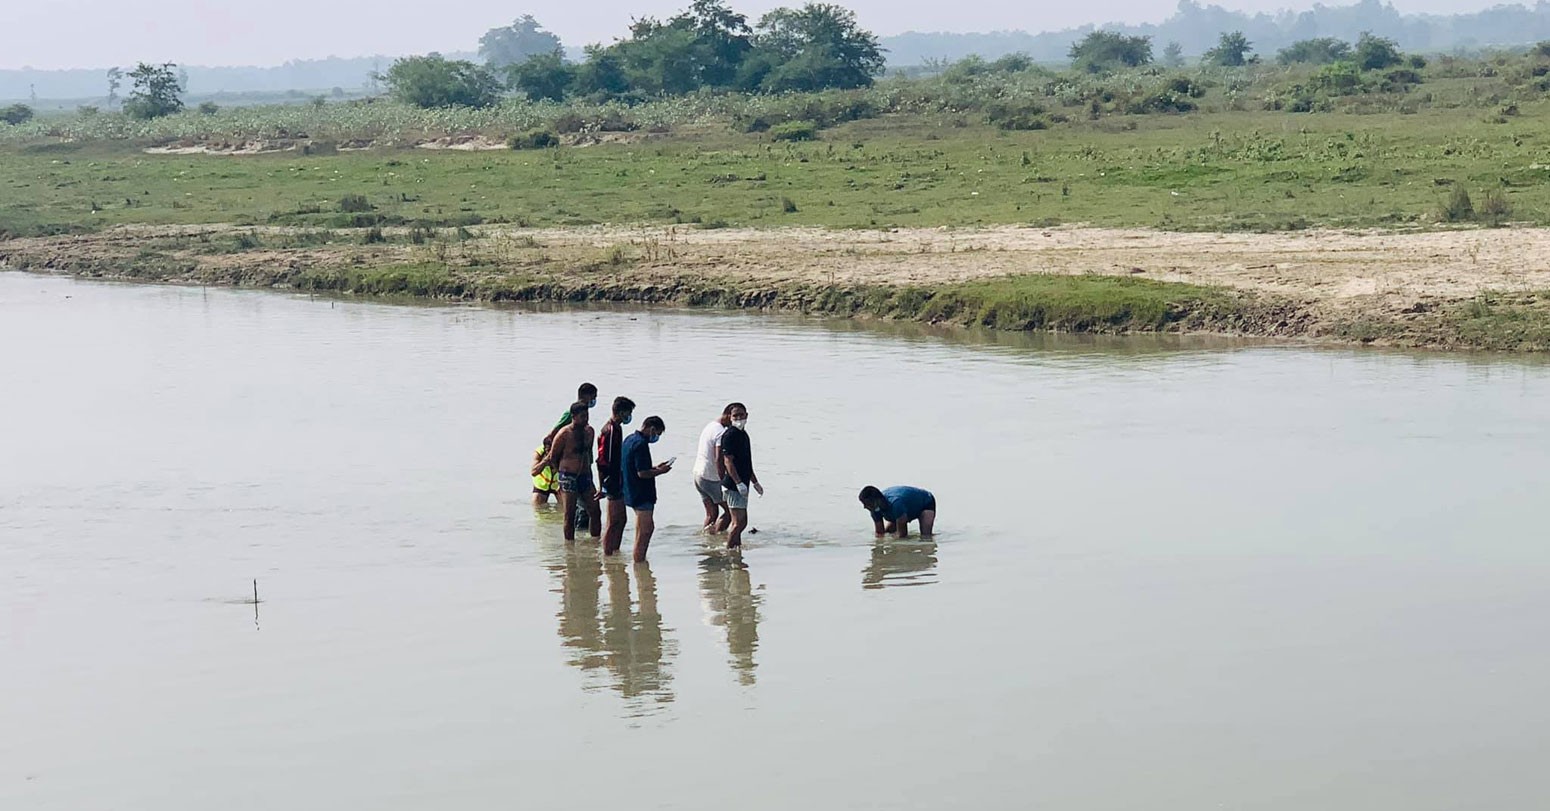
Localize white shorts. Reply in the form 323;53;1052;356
695;478;725;504
723;485;749;510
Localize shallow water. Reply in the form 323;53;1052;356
4;272;1550;810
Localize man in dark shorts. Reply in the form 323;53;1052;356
718;403;763;550
597;396;636;556
622;416;674;562
532;401;600;542
859;485;937;539
532;382;598;506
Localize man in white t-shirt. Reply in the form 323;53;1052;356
692;404;737;533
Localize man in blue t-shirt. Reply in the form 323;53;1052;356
858;485;937;539
621;416;675;562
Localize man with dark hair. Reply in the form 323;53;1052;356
718;403;762;549
859;485;936;539
597;396;636;556
622;416;674;562
692;403;738;533
532;401;600;542
532;382;598;506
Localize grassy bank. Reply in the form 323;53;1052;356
2;99;1548;239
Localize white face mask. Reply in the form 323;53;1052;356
732;418;748;430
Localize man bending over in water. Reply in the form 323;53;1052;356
533;401;601;542
859;485;936;539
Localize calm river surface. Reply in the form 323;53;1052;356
4;272;1550;810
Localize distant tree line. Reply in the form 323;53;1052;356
382;1;884;108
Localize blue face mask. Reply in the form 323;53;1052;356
648;433;659;444
587;399;597;408
622;414;633;425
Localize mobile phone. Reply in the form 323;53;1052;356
664;456;678;466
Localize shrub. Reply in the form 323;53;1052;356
361;227;387;244
1440;186;1474;222
337;194;373;213
1480;189;1512;226
197;101;220;115
1;103;35;125
770;120;818;141
382;54;502;109
1353;32;1403;72
509;129;559;149
781;196;799;213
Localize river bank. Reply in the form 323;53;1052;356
4;222;1549;350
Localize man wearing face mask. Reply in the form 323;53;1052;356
533;382;598;507
718;403;762;550
622;415;675;562
692;404;737;533
597;396;636;556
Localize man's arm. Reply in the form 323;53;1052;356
872;515;887;536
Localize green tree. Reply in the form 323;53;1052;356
507;50;576;101
1276;37;1351;65
123;62;184;119
1;104;34;125
1069;31;1153;73
751;3;885;92
1161;41;1185;68
106;67;123;107
382;54;503;108
574;44;632;96
479;15;563;70
1353;32;1403;71
1203;31;1252;67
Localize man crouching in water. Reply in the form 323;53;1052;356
859;485;936;539
533;402;601;542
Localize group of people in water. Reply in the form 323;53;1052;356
531;383;937;561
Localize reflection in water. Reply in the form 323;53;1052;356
545;540;676;713
699;556;762;686
862;541;939;590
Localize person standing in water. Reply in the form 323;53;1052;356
533;383;598;506
692;404;736;533
533;401;601;542
597;396;636;557
622;416;674;562
718;403;762;550
858;485;936;539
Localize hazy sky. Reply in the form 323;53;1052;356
1;0;1512;69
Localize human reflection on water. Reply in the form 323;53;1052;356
862;540;939;590
698;555;762;686
544;538;676;713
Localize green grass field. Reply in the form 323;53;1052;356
3;100;1546;239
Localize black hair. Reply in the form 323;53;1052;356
612;396;635;417
858;486;883;503
569;401;589;418
578;382;598;399
643;415;666;432
723;402;746;416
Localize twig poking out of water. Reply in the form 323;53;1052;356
253;578;260;604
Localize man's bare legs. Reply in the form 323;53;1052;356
727;507;748;548
584;493;602;541
918;509;935;539
533;490;551;506
701;496;720;532
603;497;628;555
633;508;656;562
558;490;578;541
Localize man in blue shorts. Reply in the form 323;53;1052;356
622;416;674;562
532;401;600;542
859;485;937;539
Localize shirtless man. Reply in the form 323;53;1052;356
533;401;601;542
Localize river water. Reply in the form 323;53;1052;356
3;272;1549;810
